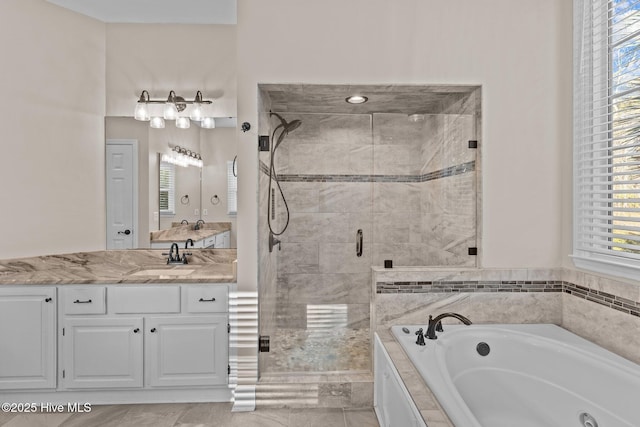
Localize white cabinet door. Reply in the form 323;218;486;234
0;287;56;390
63;317;143;389
215;231;230;248
146;315;228;387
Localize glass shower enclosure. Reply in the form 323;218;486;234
257;84;480;380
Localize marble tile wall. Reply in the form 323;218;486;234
262;113;374;374
373;267;640;365
371;113;477;267
257;100;480;374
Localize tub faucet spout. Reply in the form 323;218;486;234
426;312;472;340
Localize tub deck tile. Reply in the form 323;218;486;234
378;327;455;427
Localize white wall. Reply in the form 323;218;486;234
0;0;106;259
236;0;573;291
105;23;237;118
201;127;238;247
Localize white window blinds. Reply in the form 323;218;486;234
573;0;640;277
159;161;176;215
227;159;237;215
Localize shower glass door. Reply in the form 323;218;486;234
371;112;477;267
258;112;374;376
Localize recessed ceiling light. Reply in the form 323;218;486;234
346;95;368;104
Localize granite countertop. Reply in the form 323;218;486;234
150;222;231;243
0;249;237;285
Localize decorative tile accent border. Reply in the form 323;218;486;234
563;282;640;317
376;280;640;318
258;160;475;183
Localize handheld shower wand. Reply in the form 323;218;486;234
267;112;302;237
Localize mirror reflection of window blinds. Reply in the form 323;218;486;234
159;161;176;215
227;160;237;215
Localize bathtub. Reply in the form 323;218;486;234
389;324;640;427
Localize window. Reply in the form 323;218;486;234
159;161;175;216
227;159;238;215
573;0;640;278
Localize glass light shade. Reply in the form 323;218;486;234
134;102;150;121
150;117;165;129
189;103;204;121
176;117;191;129
200;117;216;129
164;102;178;120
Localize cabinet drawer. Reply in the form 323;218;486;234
204;236;216;248
110;286;180;314
62;287;106;315
184;286;228;313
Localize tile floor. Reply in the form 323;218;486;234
0;402;380;427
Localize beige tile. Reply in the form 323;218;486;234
174;403;234;425
227;408;290;427
59;404;130;427
344;408;379;427
3;413;72;427
113;403;184;427
350;382;374;408
289;408;345;427
0;412;16;426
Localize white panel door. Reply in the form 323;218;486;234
106;141;136;249
146;315;228;387
0;288;56;390
63;317;143;389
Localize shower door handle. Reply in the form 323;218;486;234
356;229;363;257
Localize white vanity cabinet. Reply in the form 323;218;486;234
59;284;229;392
0;287;56;390
62;316;143;389
145;315;228;387
215;231;230;248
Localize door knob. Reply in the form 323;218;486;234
118;229;132;235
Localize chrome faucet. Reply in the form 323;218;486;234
195;219;205;230
425;312;472;340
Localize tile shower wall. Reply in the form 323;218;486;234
259;108;478;375
372;113;476;267
262;113;374;374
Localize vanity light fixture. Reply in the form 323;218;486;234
162;145;203;168
346;95;368;104
175;116;191;129
150;116;165;129
134;90;216;129
200;117;216;129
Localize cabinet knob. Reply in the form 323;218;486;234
133;328;140;333
45;297;52;302
199;297;216;302
150;328;157;333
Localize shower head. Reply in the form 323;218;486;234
270;112;302;134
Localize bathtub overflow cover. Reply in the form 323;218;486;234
579;413;598;427
476;342;490;356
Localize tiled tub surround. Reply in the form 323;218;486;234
374;267;640;427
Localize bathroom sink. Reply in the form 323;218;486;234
131;268;195;277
